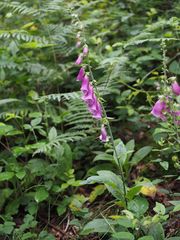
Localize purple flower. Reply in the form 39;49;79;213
83;45;89;56
99;125;108;142
75;54;83;65
151;100;167;121
77;67;85;81
81;75;89;95
89;101;102;119
172;81;180;96
82;83;95;106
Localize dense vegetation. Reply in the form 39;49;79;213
0;0;179;239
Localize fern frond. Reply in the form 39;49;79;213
0;2;39;16
39;92;80;102
0;30;49;44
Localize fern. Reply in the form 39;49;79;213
0;2;39;16
39;92;80;102
0;30;49;44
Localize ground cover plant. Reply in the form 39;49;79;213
0;0;179;239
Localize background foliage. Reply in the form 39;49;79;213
0;0;179;239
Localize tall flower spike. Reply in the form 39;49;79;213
172;81;180;96
81;75;89;96
77;67;85;81
75;54;83;65
99;125;108;142
151;99;167;121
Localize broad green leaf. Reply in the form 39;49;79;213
84;170;125;201
128;196;149;218
131;146;152;165
0;172;14;181
81;218;114;235
35;188;49;203
116;218;134;228
112;232;134;240
114;140;127;166
148;223;165;240
93;153;113;162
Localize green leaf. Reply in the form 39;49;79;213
57;197;71;216
126;185;142;200
173;204;180;212
116;218;134;229
84;170;125;201
148;223;165;240
89;185;106;203
31;117;42;127
128;196;149;218
169;60;180;75
138;237;154;240
114;140;127;165
93;153;113;162
131;146;152;165
153;202;166;215
15;169;26;180
0;172;14;181
48;127;57;141
159;161;169;170
81;218;114;235
112;232;134;240
0;221;15;235
126;139;135;161
35;188;49;203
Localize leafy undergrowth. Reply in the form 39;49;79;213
0;0;180;240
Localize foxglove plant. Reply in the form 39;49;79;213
73;14;127;206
